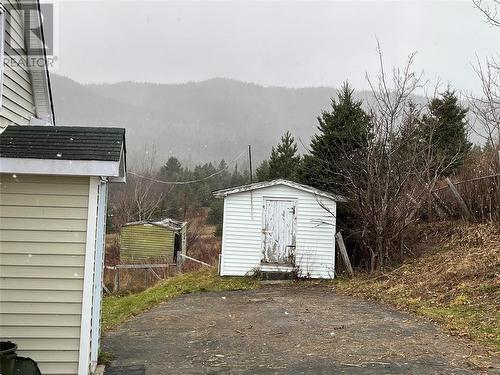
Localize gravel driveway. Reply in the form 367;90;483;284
103;285;499;374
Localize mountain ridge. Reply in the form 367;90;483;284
51;74;339;166
51;74;478;167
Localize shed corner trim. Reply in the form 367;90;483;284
78;177;99;375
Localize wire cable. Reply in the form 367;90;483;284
128;148;247;185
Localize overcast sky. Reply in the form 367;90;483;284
55;1;499;94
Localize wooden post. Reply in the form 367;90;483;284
248;145;253;184
431;191;449;219
335;232;354;278
445;177;470;220
176;253;183;274
114;268;120;293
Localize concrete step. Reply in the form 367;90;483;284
259;270;296;281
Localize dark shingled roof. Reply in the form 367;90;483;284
0;126;125;161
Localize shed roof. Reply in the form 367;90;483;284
0;125;125;161
123;218;187;231
213;179;346;202
0;125;126;181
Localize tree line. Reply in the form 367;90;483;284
254;51;498;271
110;34;498;272
108;153;251;232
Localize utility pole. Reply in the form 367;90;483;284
248;144;253;184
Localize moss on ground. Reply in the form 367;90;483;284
102;268;259;332
335;222;500;350
98;350;115;365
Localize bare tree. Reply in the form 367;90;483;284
109;145;166;228
316;44;462;272
467;56;500;147
473;0;500;27
466;0;500;158
356;46;427;270
471;0;500;145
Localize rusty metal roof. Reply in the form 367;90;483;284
123;218;187;231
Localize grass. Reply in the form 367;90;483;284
98;350;115;366
101;268;260;332
335;222;500;350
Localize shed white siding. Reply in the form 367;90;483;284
0;174;90;374
220;184;336;279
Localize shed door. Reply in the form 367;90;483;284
262;199;296;265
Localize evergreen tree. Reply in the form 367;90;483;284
302;83;372;192
160;157;182;180
230;163;249;186
267;131;301;181
207;198;224;236
420;89;471;174
256;160;270;182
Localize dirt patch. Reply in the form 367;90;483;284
103;285;499;374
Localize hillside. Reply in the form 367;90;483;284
51;75;485;167
336;222;500;352
51;75;335;166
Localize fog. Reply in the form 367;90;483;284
56;1;499;95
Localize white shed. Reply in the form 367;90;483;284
213;179;345;279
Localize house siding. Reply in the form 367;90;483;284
0;174;90;375
1;0;37;126
220;184;336;279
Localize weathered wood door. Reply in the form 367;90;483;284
262;199;296;264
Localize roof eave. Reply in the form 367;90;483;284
123;220;185;231
0;157;125;179
109;145;127;183
213;179;347;202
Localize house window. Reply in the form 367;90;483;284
0;5;4;110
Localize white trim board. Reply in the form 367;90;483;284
90;180;108;369
0;157;122;178
220;197;228;276
78;177;99;375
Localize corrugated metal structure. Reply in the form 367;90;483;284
214;180;345;279
120;219;187;262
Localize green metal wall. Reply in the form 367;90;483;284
120;224;175;261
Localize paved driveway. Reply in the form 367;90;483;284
103;286;499;374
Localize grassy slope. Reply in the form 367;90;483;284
336;223;500;350
102;268;259;332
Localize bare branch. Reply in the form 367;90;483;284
473;0;500;27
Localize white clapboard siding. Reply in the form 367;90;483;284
1;302;82;315
1;314;82;327
221;184;336;278
0;0;37;126
0;174;90;375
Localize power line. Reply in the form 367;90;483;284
128;148;247;185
